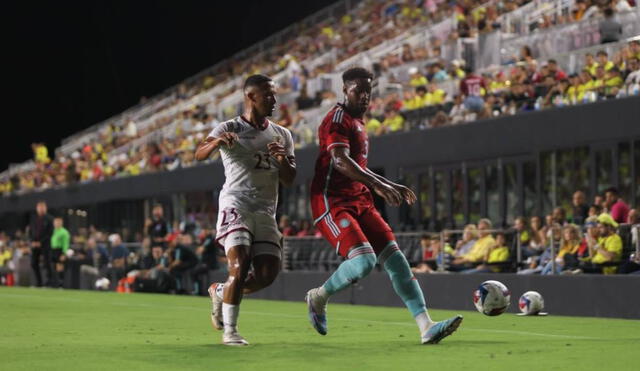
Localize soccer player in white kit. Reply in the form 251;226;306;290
195;74;296;346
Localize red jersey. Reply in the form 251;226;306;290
311;104;373;212
460;75;485;97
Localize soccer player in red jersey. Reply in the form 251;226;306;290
305;67;462;344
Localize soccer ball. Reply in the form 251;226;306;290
473;280;510;316
519;291;544;315
95;277;111;291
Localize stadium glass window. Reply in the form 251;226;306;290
434;170;448;230
452;168;464;228
618;142;632;206
398;173;417;229
523;161;537;217
557;148;589;219
486;163;500;223
540;152;554;217
505;163;518;225
635;141;640;207
595;148;613;194
468;167;482;223
419;172;432;228
297;183;310;221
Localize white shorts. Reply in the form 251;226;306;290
216;207;282;259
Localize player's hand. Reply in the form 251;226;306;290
394;184;417;205
267;142;287;161
372;181;403;207
216;132;238;148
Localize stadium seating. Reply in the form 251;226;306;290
2;1;639;196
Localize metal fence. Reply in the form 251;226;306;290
282;224;639;274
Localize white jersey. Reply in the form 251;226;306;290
208;116;294;217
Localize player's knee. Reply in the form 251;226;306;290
256;269;279;287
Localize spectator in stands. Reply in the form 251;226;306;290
461;232;510;274
381;108;405;133
0;238;13;285
448;94;468;124
572;190;590;224
597;51;614;72
449;218;496;271
525;215;546;257
547;59;567;81
431;63;449;82
584;53;599;76
576;213;623;274
296;220;315;237
453;224;478;257
412;234;438;274
279;215;297;236
401;43;414;63
190;228;221;295
107;233;129;285
146;204;169;248
541;224;581;275
364;112;383;135
29;201;54;287
168;233;198;294
604;187;630;223
552;207;568;225
512;215;531;249
599;7;622;44
506;82;534;111
623;57;640;95
50;217;70;287
409;67;427;87
426;83;446;106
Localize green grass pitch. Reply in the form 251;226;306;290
1;286;638;371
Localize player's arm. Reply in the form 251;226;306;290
267;142;296;187
362;167;417;205
194;132;238;161
330;146;403;206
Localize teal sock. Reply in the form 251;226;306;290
322;245;376;295
381;245;426;317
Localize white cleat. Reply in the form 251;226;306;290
306;288;328;335
208;283;223;331
223;331;249;346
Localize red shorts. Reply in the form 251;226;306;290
311;195;396;258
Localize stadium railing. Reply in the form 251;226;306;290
495;8;640;68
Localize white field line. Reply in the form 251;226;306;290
0;292;598;340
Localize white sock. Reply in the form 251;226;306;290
215;283;224;300
415;311;434;334
222;303;239;333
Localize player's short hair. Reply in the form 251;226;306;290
342;67;373;83
243;74;273;90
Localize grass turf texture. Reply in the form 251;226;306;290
1;287;638;371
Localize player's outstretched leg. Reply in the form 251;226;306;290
306;244;376;335
378;243;463;344
209;255;280;331
220;245;251;346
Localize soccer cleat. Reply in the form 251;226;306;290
222;331;249;346
208;283;223;331
421;315;463;345
306;288;328;335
